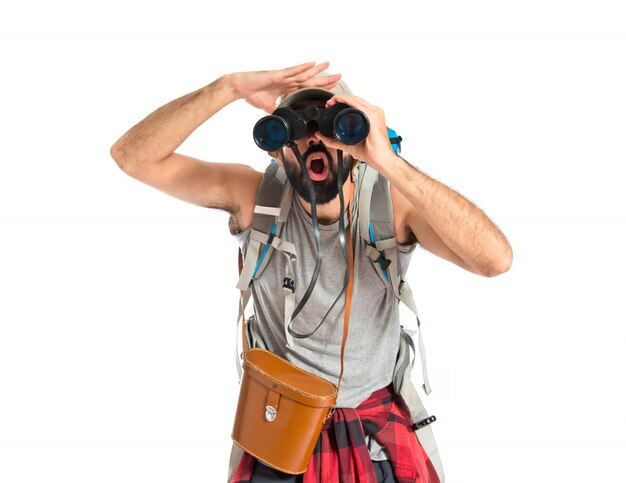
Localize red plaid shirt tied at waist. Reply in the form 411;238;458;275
231;385;440;483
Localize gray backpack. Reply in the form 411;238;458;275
234;154;445;481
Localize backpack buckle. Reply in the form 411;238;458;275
283;277;295;293
411;415;437;431
376;255;392;271
389;135;402;153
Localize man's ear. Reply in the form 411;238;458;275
350;155;359;182
269;149;285;165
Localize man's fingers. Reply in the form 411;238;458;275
327;94;358;107
277;62;344;94
280;61;317;78
282;61;329;82
327;95;376;115
288;61;331;83
305;73;342;88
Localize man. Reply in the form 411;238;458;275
111;61;512;482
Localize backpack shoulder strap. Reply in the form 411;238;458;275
236;162;294;290
356;162;403;299
355;127;433;395
355;127;404;298
234;162;296;377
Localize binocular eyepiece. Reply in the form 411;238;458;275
253;103;370;152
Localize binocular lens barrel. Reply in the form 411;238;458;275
253;116;290;151
333;109;369;145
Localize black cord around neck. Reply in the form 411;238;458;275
287;145;350;340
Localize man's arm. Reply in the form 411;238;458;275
318;94;513;277
388;161;512;277
110;62;341;230
110;75;259;227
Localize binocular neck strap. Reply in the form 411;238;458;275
285;144;355;392
284;142;324;333
285;144;353;336
337;157;355;392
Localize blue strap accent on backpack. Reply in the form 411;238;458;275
387;127;402;154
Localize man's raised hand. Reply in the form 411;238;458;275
232;61;341;114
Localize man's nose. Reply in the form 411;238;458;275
305;123;322;141
306;130;323;145
307;136;321;146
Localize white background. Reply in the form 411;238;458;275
1;1;625;482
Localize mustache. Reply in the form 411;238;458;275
302;144;332;160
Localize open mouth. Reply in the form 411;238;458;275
305;154;330;181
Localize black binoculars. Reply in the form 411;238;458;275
253;103;370;152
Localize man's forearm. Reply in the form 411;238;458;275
384;155;512;276
110;74;239;169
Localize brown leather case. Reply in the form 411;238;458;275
231;349;338;475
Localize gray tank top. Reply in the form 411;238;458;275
234;196;416;408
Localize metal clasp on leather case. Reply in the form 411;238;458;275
265;405;277;422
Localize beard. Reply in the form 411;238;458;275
282;144;353;205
